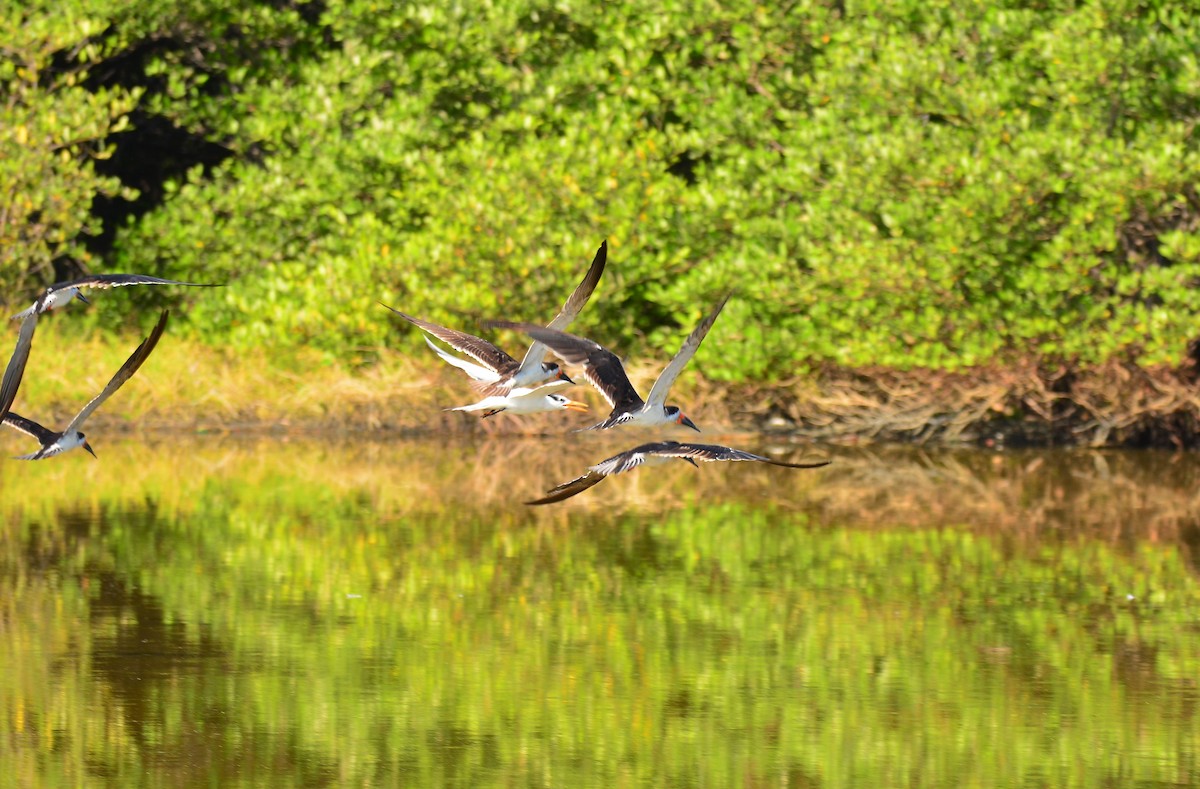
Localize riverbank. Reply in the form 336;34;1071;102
714;356;1200;449
8;324;1200;449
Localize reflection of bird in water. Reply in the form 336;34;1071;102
526;440;830;505
2;310;170;459
381;240;607;416
490;291;731;433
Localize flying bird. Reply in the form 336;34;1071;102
445;385;589;418
385;309;575;394
2;310;169;459
526;440;831;505
489;291;732;432
2;274;213;423
382;240;607;396
12;273;219;321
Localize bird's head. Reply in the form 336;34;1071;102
666;406;700;432
77;433;96;458
543;362;574;386
548;394;589;413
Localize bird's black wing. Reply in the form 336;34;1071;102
518;239;608;372
587;442;670;476
3;411;67;459
382;304;521;377
2;411;58;445
492;322;643;413
651;441;832;469
55;274;220;291
0;312;38;422
645;292;732;410
64;310;169;434
525;472;607;505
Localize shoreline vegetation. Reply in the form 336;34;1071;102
7;324;1198;449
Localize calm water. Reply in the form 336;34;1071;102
2;435;1199;788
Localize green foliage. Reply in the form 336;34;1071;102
4;0;1200;377
0;3;140;293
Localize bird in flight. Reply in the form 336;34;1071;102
526;440;830;504
384;307;577;398
1;273;215;424
12;273;219;321
445;386;589;418
490;291;732;432
383;240;606;397
2;310;170;459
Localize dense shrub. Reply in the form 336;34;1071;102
0;3;140;294
3;0;1199;379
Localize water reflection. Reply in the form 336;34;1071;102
1;436;1198;787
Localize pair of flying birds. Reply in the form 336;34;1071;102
0;275;217;458
384;241;828;504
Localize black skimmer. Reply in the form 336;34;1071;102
1;310;169;459
2;273;212;421
382;240;606;396
526;440;831;504
12;273;218;320
489;291;732;432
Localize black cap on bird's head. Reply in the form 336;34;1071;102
544;362;574;386
75;432;96;458
666;406;700;432
548;394;589;413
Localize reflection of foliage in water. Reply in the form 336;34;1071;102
1;438;1199;787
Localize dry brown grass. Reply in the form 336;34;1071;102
6;322;453;434
714;359;1200;449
